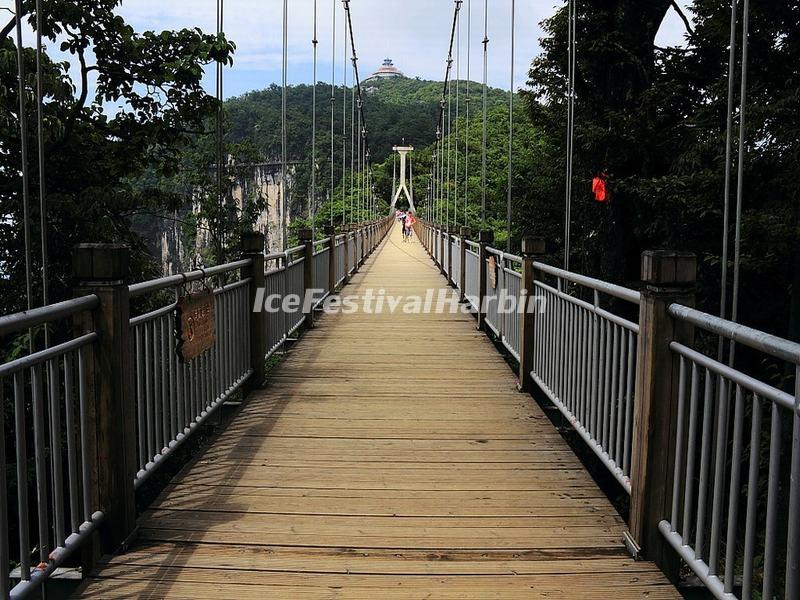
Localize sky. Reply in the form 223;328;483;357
4;0;693;101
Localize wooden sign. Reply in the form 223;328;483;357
488;256;498;289
176;290;215;362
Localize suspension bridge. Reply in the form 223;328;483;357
3;0;799;599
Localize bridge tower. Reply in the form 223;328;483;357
390;145;416;214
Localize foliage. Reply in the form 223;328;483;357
224;76;510;226
0;0;233;319
523;0;799;343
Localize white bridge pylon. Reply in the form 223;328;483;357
390;145;416;214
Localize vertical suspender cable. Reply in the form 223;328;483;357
342;8;348;225
281;0;288;248
729;0;750;353
14;0;34;326
447;56;452;228
311;0;318;236
357;108;362;219
465;0;471;226
506;0;515;251
480;0;488;227
35;0;50;343
564;0;576;270
350;76;355;223
718;0;738;360
409;155;414;213
455;10;461;229
330;0;336;226
216;0;225;254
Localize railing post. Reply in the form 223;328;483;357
629;250;696;579
299;228;315;328
361;225;367;264
72;244;136;556
446;226;454;285
518;237;546;392
241;232;267;388
438;226;446;275
477;230;494;331
325;225;336;294
342;226;351;285
459;227;471;303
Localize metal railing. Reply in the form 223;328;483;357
0;218;392;597
414;220;799;599
0;298;104;599
313;238;332;308
464;241;480;311
661;305;800;599
450;235;461;292
484;249;523;361
530;262;640;492
334;235;347;287
128;261;254;487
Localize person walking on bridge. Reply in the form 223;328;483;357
403;212;415;242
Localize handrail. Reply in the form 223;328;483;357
669;303;800;365
534;260;641;305
129;259;252;298
0;295;99;336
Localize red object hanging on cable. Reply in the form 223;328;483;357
592;172;610;203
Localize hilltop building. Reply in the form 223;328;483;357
366;58;405;81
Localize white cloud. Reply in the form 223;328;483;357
3;0;695;98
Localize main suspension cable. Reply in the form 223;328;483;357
434;1;462;227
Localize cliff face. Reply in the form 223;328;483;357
151;163;293;275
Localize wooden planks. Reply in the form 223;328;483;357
78;225;678;598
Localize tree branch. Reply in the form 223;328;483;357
670;1;694;35
1;14;19;39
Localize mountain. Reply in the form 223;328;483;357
224;76;511;195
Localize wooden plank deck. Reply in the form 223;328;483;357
78;225;678;598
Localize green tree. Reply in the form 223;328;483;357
0;0;233;318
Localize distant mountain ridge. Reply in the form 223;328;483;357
224;76;511;190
